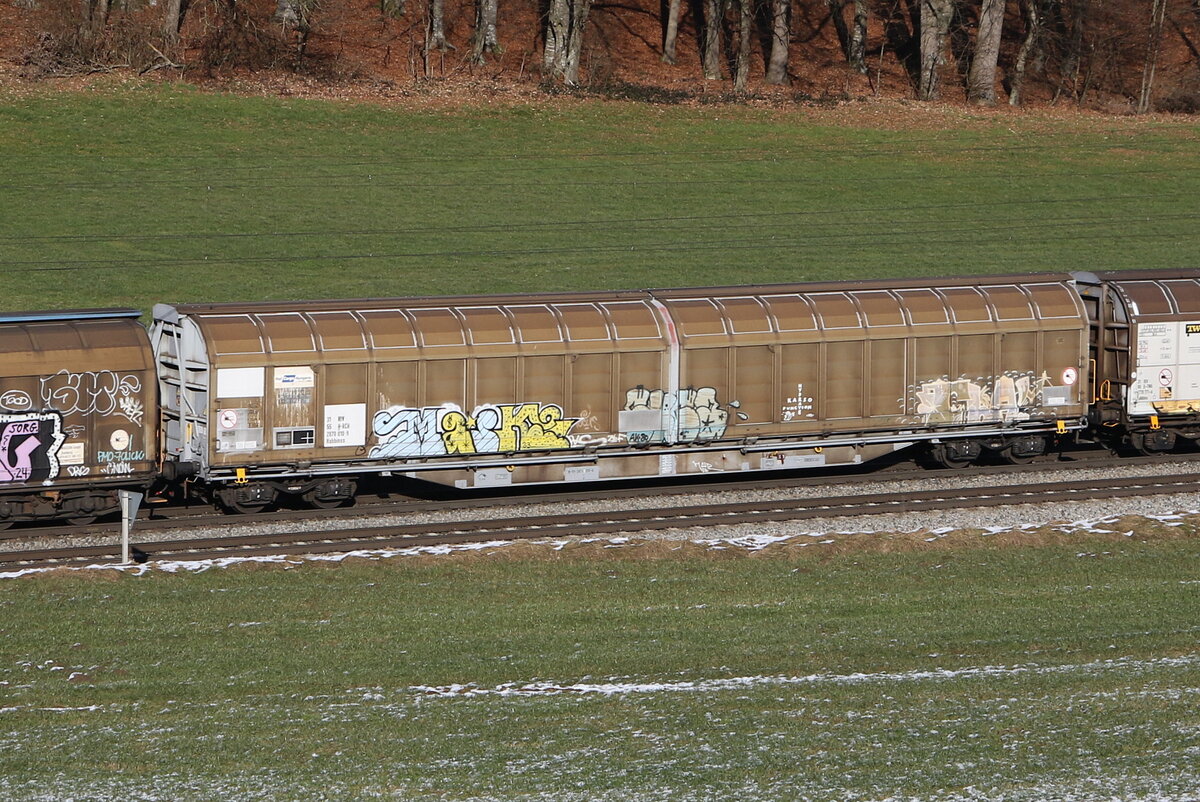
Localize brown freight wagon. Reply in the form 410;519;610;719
0;309;158;524
150;275;1089;511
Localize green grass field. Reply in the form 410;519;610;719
0;83;1197;312
2;84;1199;799
2;528;1199;800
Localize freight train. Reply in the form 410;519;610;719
0;269;1195;524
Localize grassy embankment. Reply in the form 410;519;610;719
0;86;1198;799
0;84;1197;312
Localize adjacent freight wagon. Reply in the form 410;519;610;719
1080;270;1200;453
0;310;158;525
150;274;1092;512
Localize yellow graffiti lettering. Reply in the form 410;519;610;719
440;411;476;454
497;403;576;451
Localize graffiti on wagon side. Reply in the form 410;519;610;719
369;402;579;459
907;370;1062;425
0;413;65;484
39;370;143;424
621;386;747;445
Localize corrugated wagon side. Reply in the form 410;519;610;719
649;274;1091;470
152;274;1092;510
0;309;158;525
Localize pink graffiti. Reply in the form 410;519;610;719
0;426;41;482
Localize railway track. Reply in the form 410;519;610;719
3;471;1199;571
7;446;1197;543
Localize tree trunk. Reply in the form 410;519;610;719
473;0;500;62
545;0;593;82
1056;0;1088;101
1031;0;1054;72
701;0;723;80
764;0;790;83
545;0;569;70
163;0;184;43
967;0;1005;103
1008;0;1041;105
849;0;868;73
662;0;683;63
734;0;753;91
87;0;111;37
832;0;869;73
563;0;593;83
430;0;448;50
918;0;954;99
1137;0;1168;113
829;0;852;59
273;0;304;27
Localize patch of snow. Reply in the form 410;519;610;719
1;508;1197;580
407;653;1200;699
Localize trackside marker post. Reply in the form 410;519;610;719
118;491;144;565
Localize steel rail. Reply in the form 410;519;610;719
3;473;1198;570
5;447;1195;543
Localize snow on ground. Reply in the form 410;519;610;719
404;653;1200;699
4;655;1198;714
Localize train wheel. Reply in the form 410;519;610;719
1001;436;1046;465
221;498;274;515
1130;430;1177;456
61;492;112;526
303;480;357;510
927;442;978;469
304;495;353;510
216;485;278;515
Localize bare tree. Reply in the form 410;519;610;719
1008;0;1043;105
764;0;790;83
429;0;449;51
967;0;1005;103
1056;0;1089;100
163;0;190;44
84;0;111;39
849;0;869;72
1137;0;1168;112
544;0;593;83
473;0;500;62
273;0;305;28
701;0;724;79
733;0;753;91
919;0;954;99
662;0;683;63
830;0;869;72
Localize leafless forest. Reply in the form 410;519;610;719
12;0;1200;110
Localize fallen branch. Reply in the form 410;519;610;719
141;43;185;73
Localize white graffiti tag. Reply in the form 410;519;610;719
40;371;142;422
118;395;144;426
622;386;747;444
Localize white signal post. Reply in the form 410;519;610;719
118;490;144;565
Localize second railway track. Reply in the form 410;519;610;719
9;447;1199;543
4;472;1199;571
